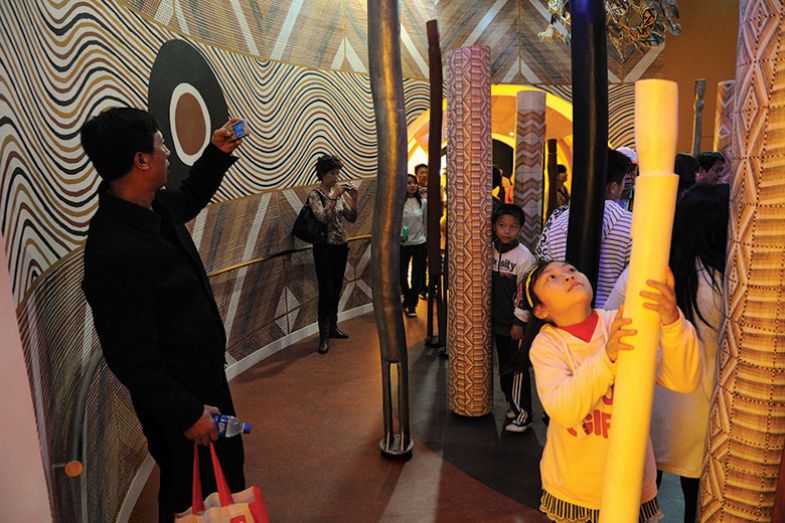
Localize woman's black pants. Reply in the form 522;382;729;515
313;242;349;331
400;243;427;310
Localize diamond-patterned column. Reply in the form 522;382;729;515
701;2;785;521
446;45;493;417
713;80;736;183
513;90;546;252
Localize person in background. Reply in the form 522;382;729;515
400;174;427;317
674;153;699;201
500;165;514;204
492;204;537;432
696;151;726;184
308;154;359;354
604;183;729;523
536;149;633;308
523;260;701;523
615;146;638;210
81;108;246;522
556;164;570;207
415;163;429;198
414;162;431;300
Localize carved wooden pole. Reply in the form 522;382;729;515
425;20;444;349
545;139;559;218
367;0;412;457
712;80;735;183
513;90;546;252
446;45;492;416
701;1;785;519
691;79;706;156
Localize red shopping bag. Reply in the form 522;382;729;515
175;443;270;523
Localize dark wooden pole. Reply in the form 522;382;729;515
691;78;706;156
545;139;559;219
425;20;444;348
367;0;412;457
565;0;608;296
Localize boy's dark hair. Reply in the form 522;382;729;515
697;151;725;171
315;154;343;181
606;148;632;187
80;107;159;182
414;163;428;173
557;164;567;174
492;203;524;227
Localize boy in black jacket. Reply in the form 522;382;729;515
492;204;536;432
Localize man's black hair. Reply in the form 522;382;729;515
697;151;725;171
557;164;567;174
80;107;159;182
414;163;428;173
606;148;632;186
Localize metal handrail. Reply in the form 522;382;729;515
62;234;374;477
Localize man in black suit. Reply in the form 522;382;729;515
81;108;245;522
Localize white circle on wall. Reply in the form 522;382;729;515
169;82;211;166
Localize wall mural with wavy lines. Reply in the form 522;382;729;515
0;0;429;304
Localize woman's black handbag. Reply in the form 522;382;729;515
292;192;327;244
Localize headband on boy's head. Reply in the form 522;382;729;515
524;266;537;309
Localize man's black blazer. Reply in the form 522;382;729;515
83;144;237;439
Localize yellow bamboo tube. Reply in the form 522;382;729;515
600;80;679;521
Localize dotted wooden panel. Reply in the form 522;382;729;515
701;1;785;521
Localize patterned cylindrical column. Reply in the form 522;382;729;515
513;90;546;252
446;45;492;417
712;80;735;183
700;2;785;521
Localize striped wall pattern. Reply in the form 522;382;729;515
701;1;785;520
713;80;736;183
0;0;428;304
513;90;546;252
125;0;665;84
539;83;637;148
446;45;493;417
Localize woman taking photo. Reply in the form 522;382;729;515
308;154;358;354
400;173;427;318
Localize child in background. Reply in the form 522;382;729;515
523;261;701;522
492;204;537;432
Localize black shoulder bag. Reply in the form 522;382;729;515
292;190;327;244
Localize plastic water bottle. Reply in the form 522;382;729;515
212;414;252;438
